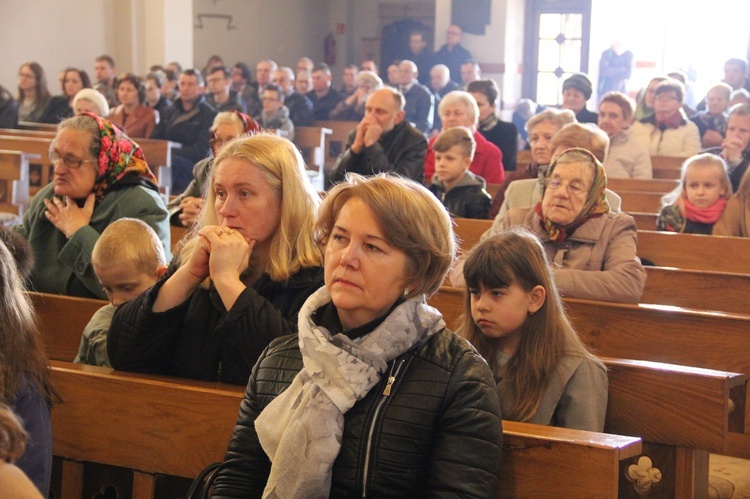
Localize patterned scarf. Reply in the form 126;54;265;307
537;147;610;242
255;287;445;499
81;112;157;203
209;111;260;156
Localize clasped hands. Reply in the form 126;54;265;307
351;116;385;153
44;194;95;239
184;225;253;286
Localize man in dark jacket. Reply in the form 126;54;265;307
151;69;217;192
434;24;473;86
330;87;427;185
398;60;434;134
308;63;343;121
273;67;314;126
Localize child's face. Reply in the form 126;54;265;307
469;282;539;355
94;262;163;307
434;145;471;186
685;165;726;209
707;89;729;116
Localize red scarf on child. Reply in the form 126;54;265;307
682;197;727;224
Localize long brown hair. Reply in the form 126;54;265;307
459;228;601;422
17;62;51;112
0;240;59;406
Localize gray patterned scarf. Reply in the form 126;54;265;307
255;286;445;498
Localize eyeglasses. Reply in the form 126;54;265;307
48;150;96;169
545;177;588;196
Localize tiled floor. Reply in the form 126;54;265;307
710;455;750;498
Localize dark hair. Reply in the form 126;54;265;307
233;62;252;82
62;68;92;97
0;239;60;407
95;54;115;68
164;69;178;82
263;83;284;103
726;58;748;74
17;61;51;111
146;71;164;89
655;79;685;104
467;79;499;107
461;229;602;421
312;63;331;75
181;68;205;86
116;72;147;104
209;66;231;79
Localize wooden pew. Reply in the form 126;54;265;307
653;167;680;180
136;138;180;200
0;127;55;138
516;149;532;169
29;292;107;362
629;211;658;231
564;298;750;458
619;191;663;213
429;287;750;497
642;266;750;315
0;134;54;196
50;361;245;498
17;121;58;132
608;177;678;194
50;361;643;499
293;126;332;192
0;149;35;217
313;120;357;170
651;156;687;169
638;231;750;274
170;224;189;253
452;218;750;274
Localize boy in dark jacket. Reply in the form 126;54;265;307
428;126;491;219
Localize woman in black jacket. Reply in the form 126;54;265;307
211;174;502;498
108;134;323;385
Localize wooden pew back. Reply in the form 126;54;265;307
608;177;678;194
0;150;34;216
29;292;107;362
293;126;332;191
629;211;658;231
49;360;642;498
618;191;663;213
638;231;750;273
0;135;54;196
313;120;357;170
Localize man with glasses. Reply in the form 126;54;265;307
255;84;294;140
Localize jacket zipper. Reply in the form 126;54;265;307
361;357;407;498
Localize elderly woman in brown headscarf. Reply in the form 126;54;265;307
15;112;170;299
503;148;646;303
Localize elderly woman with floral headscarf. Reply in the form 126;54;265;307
502;148;646;303
15;112;170;299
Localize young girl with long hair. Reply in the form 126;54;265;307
657;153;732;234
460;228;608;431
0;238;59;497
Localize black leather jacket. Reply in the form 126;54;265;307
211;327;503;498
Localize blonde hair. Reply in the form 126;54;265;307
0;404;28;462
460;228;603;422
551;122;610;163
92;218;167;275
180;133;322;281
525;108;576;133
433;126;476;159
315;174;455;299
661;153;733;207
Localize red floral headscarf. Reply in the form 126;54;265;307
79;112;157;203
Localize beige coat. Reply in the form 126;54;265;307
504;207;646;303
713;189;750;237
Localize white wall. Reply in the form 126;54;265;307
192;0;329;73
0;1;112;93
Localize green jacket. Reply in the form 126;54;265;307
16;182;171;299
